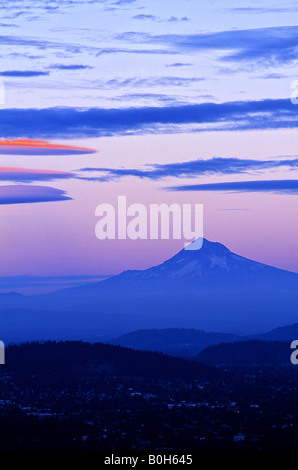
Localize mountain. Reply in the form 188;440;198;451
1;238;298;342
197;340;292;367
110;328;239;358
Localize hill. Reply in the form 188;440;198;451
111;328;239;357
197;340;291;367
5;340;222;379
254;323;298;342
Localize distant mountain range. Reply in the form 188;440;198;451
1;239;298;343
110;328;240;357
110;324;298;358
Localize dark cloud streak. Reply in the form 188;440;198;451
168;180;298;194
0;98;296;138
77;156;298;182
117;26;298;65
0;70;49;77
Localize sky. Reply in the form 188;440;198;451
0;0;298;293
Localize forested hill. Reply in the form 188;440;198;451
4;341;222;379
197;340;292;366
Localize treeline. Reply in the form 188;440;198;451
197;340;292;366
4;340;222;379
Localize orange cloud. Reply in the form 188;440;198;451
0;139;96;155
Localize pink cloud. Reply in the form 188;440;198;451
0;167;74;182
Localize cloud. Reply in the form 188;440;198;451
0;23;18;28
0;167;74;183
167;16;189;22
166;62;193;68
109;92;188;105
261;72;287;79
117;26;298;66
167;180;298;194
0;33;85;54
132;14;189;23
0;98;297;138
77;156;298;182
133;14;157;21
111;0;136;5
0;139;96;155
1;11;28;20
106;76;204;88
0;185;72;204
229;7;296;14
103;0;138;10
49;64;93;70
6;52;44;60
95;47;178;56
0;34;62;49
0;70;49;77
0;0;120;17
0;274;109;291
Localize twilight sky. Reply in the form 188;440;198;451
0;0;298;293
